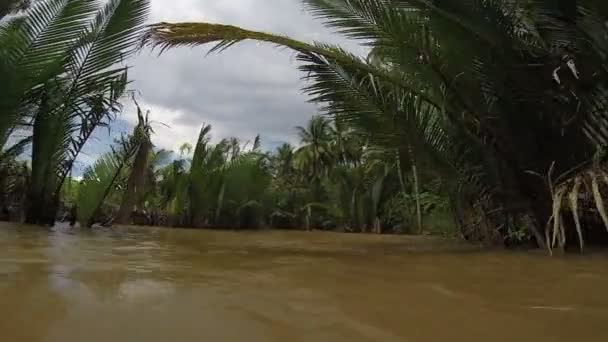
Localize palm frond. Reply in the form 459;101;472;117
144;21;439;108
76;130;142;227
0;0;98;148
0;135;31;162
54;0;150;177
16;0;150;224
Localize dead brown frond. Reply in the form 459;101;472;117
546;164;608;253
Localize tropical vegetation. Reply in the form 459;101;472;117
66;113;452;235
2;0;608;252
0;0;150;224
144;0;608;251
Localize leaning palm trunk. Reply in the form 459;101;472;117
116;102;153;224
116;138;150;224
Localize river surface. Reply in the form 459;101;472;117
1;222;608;342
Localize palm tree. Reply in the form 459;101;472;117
76;108;154;227
1;0;150;224
294;116;335;179
145;0;608;249
274;143;295;179
116;98;154;224
187;125;272;228
179;143;193;157
157;158;188;225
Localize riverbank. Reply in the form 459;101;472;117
1;220;471;254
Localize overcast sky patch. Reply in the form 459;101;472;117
78;0;362;171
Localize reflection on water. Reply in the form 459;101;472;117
1;222;608;342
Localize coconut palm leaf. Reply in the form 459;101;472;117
52;0;150;183
188;124;224;226
77;150;124;227
0;0;98;148
144;0;608;246
11;0;150;224
144;21;439;108
294;116;335;179
0;136;31;162
76;128;144;227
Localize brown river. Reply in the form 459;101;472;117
1;222;608;342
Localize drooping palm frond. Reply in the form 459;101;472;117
143;0;608;246
143;15;476;184
144;21;439;108
301;0;608;248
295;47;469;184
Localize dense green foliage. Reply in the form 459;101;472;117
0;0;150;224
147;0;608;250
3;0;608;251
72;115;452;235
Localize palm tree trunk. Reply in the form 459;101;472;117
406;145;423;234
395;150;409;230
214;181;225;224
411;158;423;234
25;172;58;225
395;150;407;195
305;205;311;231
25;192;56;225
350;188;357;231
374;217;381;234
397;148;423;234
116;139;150;224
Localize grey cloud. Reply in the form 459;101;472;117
125;0;361;150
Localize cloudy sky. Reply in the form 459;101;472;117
77;0;362;171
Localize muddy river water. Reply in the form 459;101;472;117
1;222;607;341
